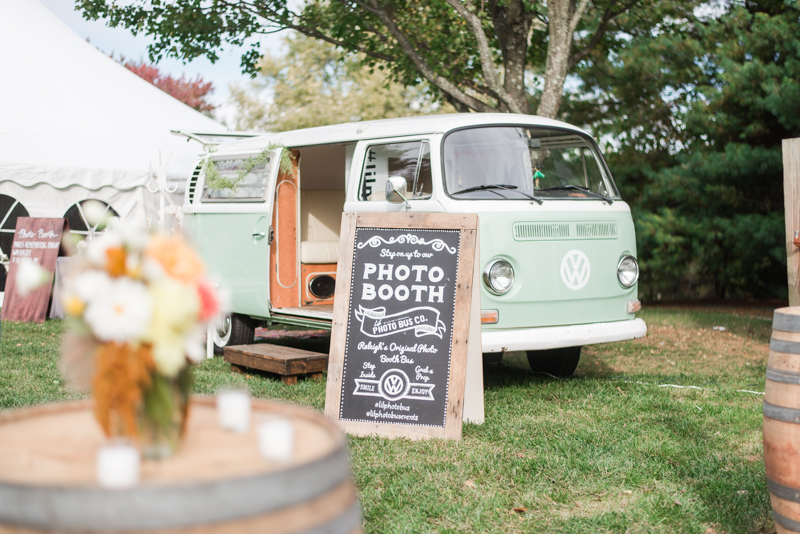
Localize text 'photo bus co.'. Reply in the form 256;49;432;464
183;113;646;376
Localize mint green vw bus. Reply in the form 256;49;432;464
183;114;646;376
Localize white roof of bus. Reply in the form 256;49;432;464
212;113;591;154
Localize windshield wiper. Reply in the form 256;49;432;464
452;184;544;204
452;184;517;195
537;184;614;204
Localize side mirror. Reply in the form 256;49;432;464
385;176;410;207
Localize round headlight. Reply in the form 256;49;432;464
483;259;515;295
617;255;639;287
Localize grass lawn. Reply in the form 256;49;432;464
0;306;776;533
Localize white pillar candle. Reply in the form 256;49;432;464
217;389;251;433
257;418;294;462
97;443;140;489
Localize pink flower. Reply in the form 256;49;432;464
196;278;219;321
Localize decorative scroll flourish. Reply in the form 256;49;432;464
356;234;457;254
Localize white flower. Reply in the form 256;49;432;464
84;278;152;342
15;260;52;297
120;222;149;252
85;232;123;268
183;325;207;363
61;270;112;317
141;257;166;282
72;270;112;303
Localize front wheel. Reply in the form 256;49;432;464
526;346;581;377
213;313;257;354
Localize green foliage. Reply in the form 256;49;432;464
200;156;232;192
570;0;800;299
76;0;649;115
203;142;295;193
229;33;453;132
143;371;182;428
77;0;490;104
299;0;486;100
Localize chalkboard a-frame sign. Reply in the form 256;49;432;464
324;212;479;440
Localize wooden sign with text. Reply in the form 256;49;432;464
324;212;480;440
1;218;68;323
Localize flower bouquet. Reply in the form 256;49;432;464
60;224;222;458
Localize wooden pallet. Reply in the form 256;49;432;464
223;344;328;385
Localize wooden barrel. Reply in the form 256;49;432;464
765;307;800;534
0;397;362;534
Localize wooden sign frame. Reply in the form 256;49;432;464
324;212;480;440
1;217;68;323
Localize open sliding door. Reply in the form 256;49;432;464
269;150;301;309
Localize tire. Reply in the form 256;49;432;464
482;352;503;364
526;346;581;377
213;313;256;354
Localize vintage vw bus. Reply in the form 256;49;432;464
183;114;646;376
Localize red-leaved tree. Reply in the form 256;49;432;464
124;61;215;114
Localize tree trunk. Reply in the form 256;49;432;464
492;0;535;115
537;0;588;119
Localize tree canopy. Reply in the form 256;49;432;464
569;0;800;299
229;33;452;131
124;61;216;114
76;0;647;118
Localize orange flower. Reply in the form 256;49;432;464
145;236;204;284
105;246;126;277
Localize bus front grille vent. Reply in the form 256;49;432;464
187;163;202;204
576;223;618;238
513;223;570;241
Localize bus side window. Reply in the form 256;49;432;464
359;141;431;201
412;142;432;199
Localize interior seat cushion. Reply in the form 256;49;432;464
300;189;345;264
301;241;340;264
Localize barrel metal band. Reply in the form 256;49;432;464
773;312;800;333
763;401;800;424
774;510;800;533
770;339;800;355
298;501;362;534
0;446;352;532
767;367;800;385
768;478;800;504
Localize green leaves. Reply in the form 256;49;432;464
578;0;800;299
75;0;638;115
229;33;452;131
203;142;295;193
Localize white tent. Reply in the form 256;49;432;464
0;0;227;254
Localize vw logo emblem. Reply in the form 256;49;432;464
560;249;591;290
378;369;410;401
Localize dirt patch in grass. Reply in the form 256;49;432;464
580;308;771;383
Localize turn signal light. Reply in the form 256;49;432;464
481;310;499;324
627;300;642;314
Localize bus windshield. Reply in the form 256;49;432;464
443;126;620;200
